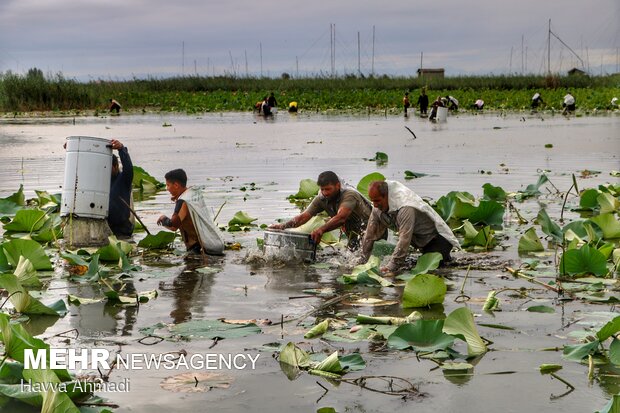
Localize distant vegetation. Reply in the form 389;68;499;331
0;68;619;114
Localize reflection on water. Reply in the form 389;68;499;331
158;257;221;324
70;280;138;338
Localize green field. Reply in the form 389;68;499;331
1;68;619;115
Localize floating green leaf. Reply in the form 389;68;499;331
387;320;455;352
563;340;600;362
398;252;443;281
294;216;339;244
589;213;620;240
579;188;601;210
279;342;310;368
402;274;446;308
33;190;61;210
539;364;562;374
3;209;48;233
560;243;608;277
137;231;176;249
313;351;342;374
515;174;549;200
170;319;262;340
228;211;258;226
14;256;41;288
404;170;427;180
132;166;165;191
338;353;366;371
2;239;52;270
609;338;620;366
482;291;500;311
22;367;81;413
536;208;563;243
0;185;26;215
598;192;620;214
287;179;319;200
460;221;497;250
468;200;505;227
482;183;507;202
526;305;555;313
597;316;620;342
0;273;65;316
95;236;133;262
518;227;545;253
369;151;388;165
443;307;487;356
105;289;156;305
304;319;329;339
67;295;104;306
357;172;385;198
0;313;72;381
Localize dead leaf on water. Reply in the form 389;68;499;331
343;298;399;307
219;318;272;326
68;265;88;275
160;372;233;393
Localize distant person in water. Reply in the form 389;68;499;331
473;99;484;110
109;99;121;114
417;88;429;115
288;101;298;112
531;92;544;109
261;96;272;116
403;92;411;116
428;96;444;120
562;91;576;115
268;92;277;108
445;95;459;111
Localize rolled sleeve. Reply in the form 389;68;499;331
360;209;386;262
386;207;415;272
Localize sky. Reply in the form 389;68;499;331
0;0;618;80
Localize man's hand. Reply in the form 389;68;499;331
268;223;285;230
110;139;124;150
157;215;168;226
310;228;324;244
380;266;396;277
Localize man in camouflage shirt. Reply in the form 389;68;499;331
270;171;372;250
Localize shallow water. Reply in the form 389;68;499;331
0;112;619;412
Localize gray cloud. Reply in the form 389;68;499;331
1;0;618;78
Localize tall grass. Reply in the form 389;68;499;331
1;69;619;113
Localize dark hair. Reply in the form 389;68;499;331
165;169;188;187
317;171;340;186
369;180;388;196
112;154;118;167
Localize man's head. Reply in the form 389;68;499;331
405;92;409;96
317;171;341;200
164;169;188;198
368;181;389;212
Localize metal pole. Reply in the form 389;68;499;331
358;31;361;76
372;25;375;76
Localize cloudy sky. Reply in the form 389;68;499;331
1;0;618;80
